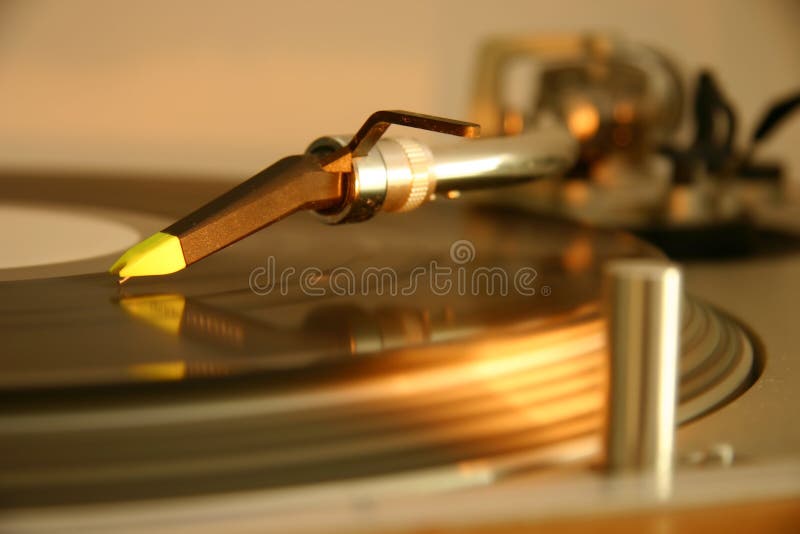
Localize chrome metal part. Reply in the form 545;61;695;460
603;260;683;486
307;127;577;223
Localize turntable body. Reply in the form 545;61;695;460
0;172;797;532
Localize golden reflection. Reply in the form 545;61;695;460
567;102;600;140
502;110;525;136
457;460;491;478
115;289;611;451
183;305;245;347
119;293;186;335
129;361;187;381
562;236;595;273
668;185;693;222
563;180;590;207
119;293;246;348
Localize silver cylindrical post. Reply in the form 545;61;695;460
603;260;682;487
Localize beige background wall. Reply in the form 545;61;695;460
0;0;798;180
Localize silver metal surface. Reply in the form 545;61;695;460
429;127;576;193
386;138;435;212
307;135;389;223
306;128;577;222
470;33;683;139
604;260;682;482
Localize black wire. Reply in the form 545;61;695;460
752;91;800;144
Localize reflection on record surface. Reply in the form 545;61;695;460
0;174;756;509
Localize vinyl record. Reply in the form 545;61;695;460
0;171;757;511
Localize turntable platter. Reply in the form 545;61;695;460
0;172;758;511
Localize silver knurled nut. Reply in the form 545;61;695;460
392;138;435;212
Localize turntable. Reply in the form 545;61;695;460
2;148;797;532
0;32;800;532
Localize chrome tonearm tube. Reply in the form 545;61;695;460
306;126;578;224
